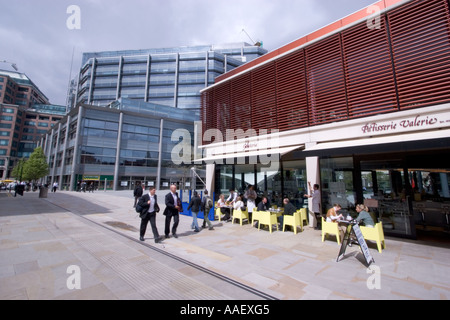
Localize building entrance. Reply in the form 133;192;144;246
357;150;450;241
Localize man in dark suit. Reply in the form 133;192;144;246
138;187;162;243
163;184;182;239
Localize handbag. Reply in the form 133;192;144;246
135;202;144;214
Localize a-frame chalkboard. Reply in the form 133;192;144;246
336;222;374;267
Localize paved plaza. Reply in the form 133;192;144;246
0;190;449;300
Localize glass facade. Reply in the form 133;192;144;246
42;99;199;191
76;43;267;118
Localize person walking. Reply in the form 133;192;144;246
187;191;202;232
163;184;182;239
138;187;162;243
133;182;144;208
201;190;214;230
52;182;58;193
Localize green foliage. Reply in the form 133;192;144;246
11;158;26;180
22;147;49;182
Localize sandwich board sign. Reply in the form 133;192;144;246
337;222;374;267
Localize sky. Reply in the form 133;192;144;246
0;0;376;106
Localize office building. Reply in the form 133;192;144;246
74;43;267;117
0;70;65;180
40;98;199;192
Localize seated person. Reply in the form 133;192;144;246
348;204;376;247
279;198;297;229
327;204;346;240
257;196;270;212
254;196;269;228
233;196;245;211
355;204;375;227
326;204;343;223
218;194;231;221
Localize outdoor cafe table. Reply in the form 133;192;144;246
268;208;283;217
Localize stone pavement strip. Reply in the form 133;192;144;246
1;190;450;300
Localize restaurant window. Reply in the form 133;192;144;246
217;165;234;199
320;157;355;215
282;160;307;209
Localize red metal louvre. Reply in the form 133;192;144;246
201;88;214;138
213;82;231;135
201;0;450;144
388;0;450;110
276;49;309;131
230;73;252;134
251;62;277;131
342;14;398;118
305;34;348;126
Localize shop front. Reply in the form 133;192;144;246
75;175;114;191
201;105;450;240
199;0;450;241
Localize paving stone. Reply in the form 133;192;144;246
0;190;449;300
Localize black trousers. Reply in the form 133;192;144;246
165;213;179;236
140;211;160;239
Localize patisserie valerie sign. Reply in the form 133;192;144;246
361;114;448;134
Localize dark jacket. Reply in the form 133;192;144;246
187;195;202;213
163;192;181;216
283;202;296;216
134;186;143;197
257;201;269;211
138;193;160;219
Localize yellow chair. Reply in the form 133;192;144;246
299;208;308;227
360;222;386;253
283;210;302;234
214;207;222;222
252;209;262;225
232;208;249;226
321;217;341;245
258;211;278;233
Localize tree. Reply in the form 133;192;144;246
22;147;49;182
11;158;26;181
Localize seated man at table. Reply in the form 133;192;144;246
254;196;270;228
279;198;297;230
218;194;232;222
257;196;270;212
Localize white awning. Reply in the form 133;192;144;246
304;129;450;152
195;145;303;163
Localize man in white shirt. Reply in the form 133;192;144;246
227;189;237;204
138;187;162;243
305;182;321;230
